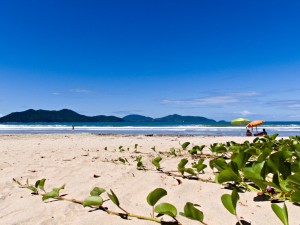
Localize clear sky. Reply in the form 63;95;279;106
1;0;300;121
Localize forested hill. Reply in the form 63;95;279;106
122;114;217;123
153;114;216;123
0;109;123;122
0;110;218;123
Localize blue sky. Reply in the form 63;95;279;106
0;0;300;121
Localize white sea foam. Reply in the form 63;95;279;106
0;124;299;136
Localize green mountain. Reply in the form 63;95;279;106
0;109;124;122
154;114;216;123
92;115;124;122
0;110;217;123
123;114;153;122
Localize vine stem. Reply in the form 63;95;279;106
13;178;181;225
236;215;243;225
240;181;260;192
56;196;173;224
152;206;155;218
57;196;83;204
157;170;215;183
118;205;129;214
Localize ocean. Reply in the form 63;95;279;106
0;121;299;136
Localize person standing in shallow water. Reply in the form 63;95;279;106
72;125;75;130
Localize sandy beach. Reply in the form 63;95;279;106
0;133;299;225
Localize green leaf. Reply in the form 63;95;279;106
229;161;239;174
291;161;300;173
137;161;142;167
271;203;289;225
38;178;46;191
246;177;268;190
293;143;300;152
178;159;189;174
189;145;205;155
147;188;167;206
281;162;292;180
184;168;197;176
290;190;300;203
35;179;46;190
168;147;176;157
221;189;239;215
83;196;103;207
90;187;106;196
27;185;38;193
268;151;292;173
232;152;251;170
209;158;227;171
211;144;227;154
231;188;239;211
273;173;280;187
181;142;190;150
221;194;236;215
198;145;205;152
154;202;177;217
192;159;207;173
180;202;204;222
196;164;207;173
108;189;120;207
280;179;292;193
35;180;40;188
266;181;281;191
119;157;126;164
53;184;65;193
188;148;198;155
243;161;265;180
216;168;241;183
136;155;142;162
42;190;59;201
136;155;144;169
270;134;279;140
13;178;22;186
257;148;272;162
253;137;260;143
152;156;162;169
287;172;300;188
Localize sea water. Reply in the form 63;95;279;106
0;121;299;136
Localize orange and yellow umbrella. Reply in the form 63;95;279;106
246;120;265;128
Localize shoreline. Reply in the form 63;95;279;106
0;133;298;225
0;122;299;137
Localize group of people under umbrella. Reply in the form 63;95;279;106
231;118;267;136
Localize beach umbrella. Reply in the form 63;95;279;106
231;118;250;125
246;120;265;128
231;118;250;136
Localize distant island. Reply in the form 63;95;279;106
0;109;123;123
0;109;221;123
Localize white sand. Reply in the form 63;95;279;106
0;134;299;225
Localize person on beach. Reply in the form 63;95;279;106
254;128;267;136
246;129;252;136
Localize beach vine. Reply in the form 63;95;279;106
13;135;300;225
13;178;206;225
